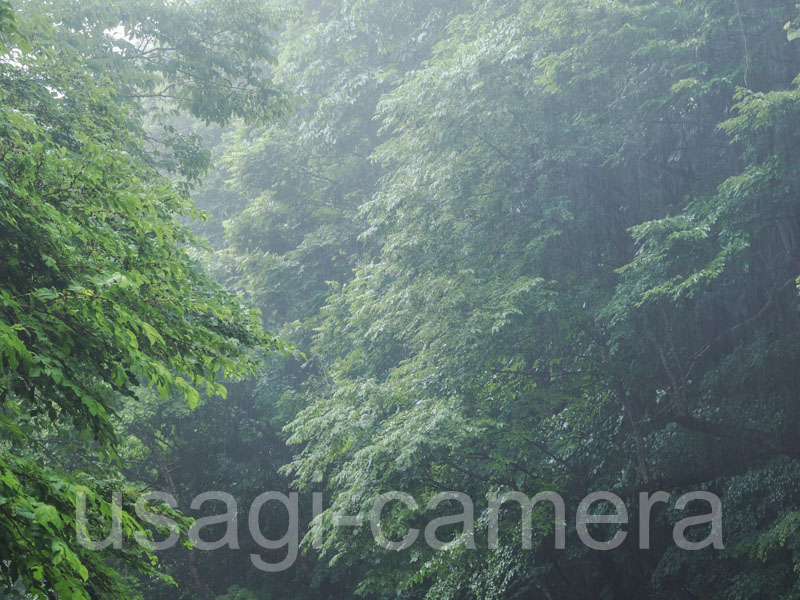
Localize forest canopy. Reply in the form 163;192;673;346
2;0;800;598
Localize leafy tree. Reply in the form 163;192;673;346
0;2;282;597
6;0;800;598
265;0;800;597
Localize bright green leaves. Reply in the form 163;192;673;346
0;319;32;372
0;455;181;599
51;539;89;583
0;1;282;597
6;0;788;596
140;321;166;349
35;502;65;533
0;69;272;428
174;377;200;410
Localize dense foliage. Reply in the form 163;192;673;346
0;1;282;597
3;0;800;598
